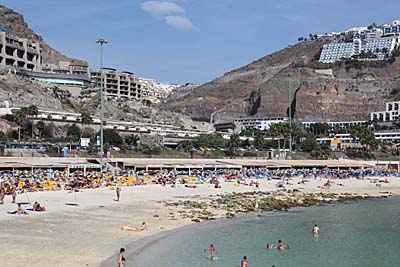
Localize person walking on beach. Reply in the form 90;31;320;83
10;184;16;203
117;248;125;267
0;183;4;204
115;187;121;202
241;256;248;267
313;224;320;235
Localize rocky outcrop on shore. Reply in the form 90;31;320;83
165;191;385;223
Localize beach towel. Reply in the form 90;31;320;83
7;210;17;215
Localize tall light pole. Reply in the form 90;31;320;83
96;38;108;157
288;78;292;154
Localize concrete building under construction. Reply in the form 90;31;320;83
90;68;143;101
0;27;41;71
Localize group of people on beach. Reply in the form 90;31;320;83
0;166;397;198
7;201;46;215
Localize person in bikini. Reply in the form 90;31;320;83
117;248;125;267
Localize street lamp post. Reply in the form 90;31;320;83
96;38;108;157
288;78;292;154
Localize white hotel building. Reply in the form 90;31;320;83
233;116;289;131
319;37;399;63
371;101;400;122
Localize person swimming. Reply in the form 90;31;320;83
266;243;274;249
241;256;248;267
277;240;289;250
313;224;320;235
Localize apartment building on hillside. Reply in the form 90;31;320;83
42;61;89;76
384;20;400;36
90;68;143;102
233;116;288;131
319;36;399;63
0;27;41;71
371;101;400;122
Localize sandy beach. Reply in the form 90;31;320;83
1;177;400;267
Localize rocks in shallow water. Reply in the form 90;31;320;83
165;191;373;224
226;212;235;218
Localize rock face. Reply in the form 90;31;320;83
0;5;87;66
0;73;68;110
162;37;400;123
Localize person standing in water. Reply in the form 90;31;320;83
209;244;216;260
313;224;320;235
241;256;248;267
117;248;125;267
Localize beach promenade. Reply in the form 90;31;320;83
0;173;400;267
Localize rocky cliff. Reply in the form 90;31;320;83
162;37;400;123
0;5;87;66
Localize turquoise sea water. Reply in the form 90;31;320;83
130;198;400;267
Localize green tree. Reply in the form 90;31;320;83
228;134;240;149
27;105;39;117
102;129;124;146
36;121;45;139
253;133;265;149
0;130;8;142
80;111;92;128
27;105;39;139
300;136;320;152
125;134;140;146
350;126;379;151
241;138;251;148
15;107;28;141
67;124;81;143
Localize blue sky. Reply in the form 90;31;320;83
1;0;400;84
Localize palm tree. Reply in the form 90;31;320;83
27;105;38;117
36;121;45;139
27;105;38;139
229;134;240;151
80;111;92;129
15;107;28;141
253;133;265;149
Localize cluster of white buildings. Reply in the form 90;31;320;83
233;116;289;131
371;101;400;122
139;78;179;103
319;36;399;63
319;20;400;64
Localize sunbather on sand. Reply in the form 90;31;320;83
17;204;28;215
32;202;46;211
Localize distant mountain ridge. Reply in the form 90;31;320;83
0;5;87;66
162;36;400;123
